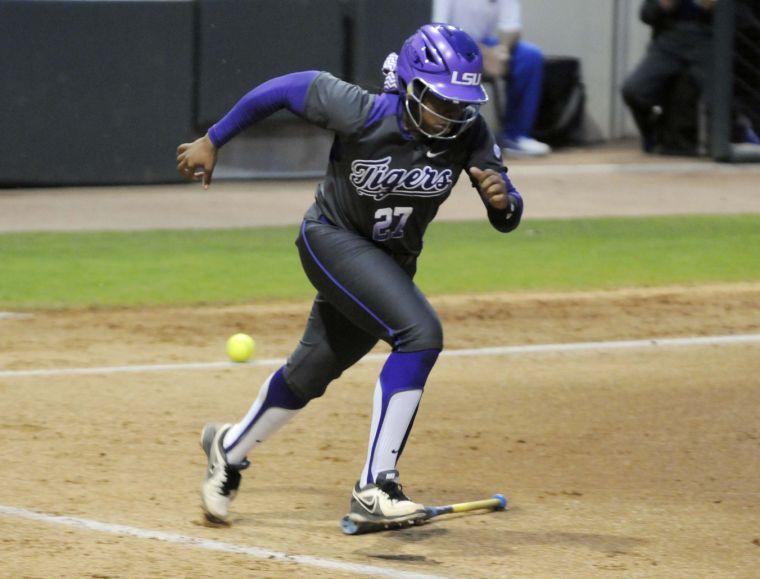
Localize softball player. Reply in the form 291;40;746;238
177;23;523;527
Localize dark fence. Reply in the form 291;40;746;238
1;0;431;186
197;0;345;126
0;0;196;185
711;0;760;162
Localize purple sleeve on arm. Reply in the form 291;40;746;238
501;169;517;193
364;93;399;128
208;71;320;148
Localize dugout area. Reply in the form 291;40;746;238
0;285;758;577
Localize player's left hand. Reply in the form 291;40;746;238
469;167;509;210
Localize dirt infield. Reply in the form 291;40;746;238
1;284;758;577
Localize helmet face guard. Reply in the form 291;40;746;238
396;24;488;139
404;79;480;139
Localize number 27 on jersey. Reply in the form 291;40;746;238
373;207;413;241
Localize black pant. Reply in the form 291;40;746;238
622;26;712;149
283;210;443;401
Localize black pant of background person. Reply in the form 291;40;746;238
622;24;713;152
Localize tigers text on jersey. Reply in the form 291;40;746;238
302;72;510;257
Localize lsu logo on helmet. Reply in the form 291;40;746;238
451;71;481;86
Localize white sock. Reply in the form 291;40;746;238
222;370;304;465
360;380;422;486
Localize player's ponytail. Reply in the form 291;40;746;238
381;52;400;93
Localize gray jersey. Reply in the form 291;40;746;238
301;72;512;257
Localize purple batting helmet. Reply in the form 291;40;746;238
396;23;487;138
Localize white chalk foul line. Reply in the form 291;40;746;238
0;505;446;579
1;333;758;379
0;359;277;378
438;333;760;357
0;312;32;320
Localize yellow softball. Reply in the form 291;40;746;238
226;333;255;363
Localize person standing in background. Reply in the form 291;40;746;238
622;0;715;152
433;0;551;156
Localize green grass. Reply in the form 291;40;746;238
1;215;757;309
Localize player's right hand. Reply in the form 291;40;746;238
176;134;217;189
